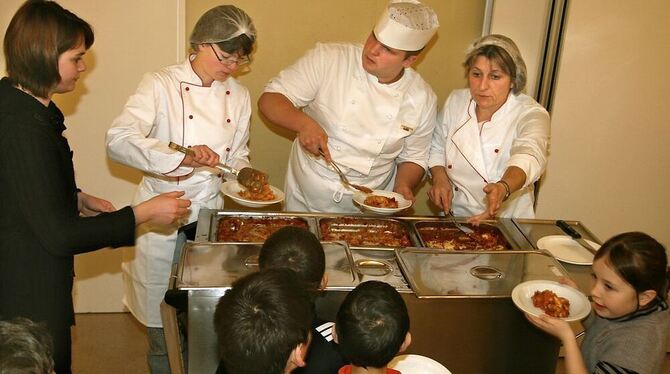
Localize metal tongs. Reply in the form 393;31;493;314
168;142;268;193
319;150;373;194
447;210;485;249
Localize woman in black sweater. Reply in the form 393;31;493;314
0;1;192;373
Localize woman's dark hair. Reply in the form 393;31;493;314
3;0;94;98
595;232;669;301
216;33;254;57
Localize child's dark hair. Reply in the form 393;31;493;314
259;226;325;292
213;268;314;374
336;281;409;368
595;232;669;301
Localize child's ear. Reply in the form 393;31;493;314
399;332;412;353
331;323;339;344
320;273;329;290
638;289;657;308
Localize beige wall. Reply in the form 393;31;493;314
534;1;670;246
1;0;184;312
186;0;486;215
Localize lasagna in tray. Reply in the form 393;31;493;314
319;217;411;248
217;216;308;242
415;222;510;250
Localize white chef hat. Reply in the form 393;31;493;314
466;34;527;94
373;0;439;52
190;5;256;45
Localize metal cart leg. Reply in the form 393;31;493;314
160;300;185;374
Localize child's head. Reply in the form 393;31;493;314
0;317;54;374
259;226;326;291
214;268;314;374
591;232;668;318
334;281;411;369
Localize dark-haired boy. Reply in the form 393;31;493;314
214;268;313;374
259;226;345;374
333;281;411;374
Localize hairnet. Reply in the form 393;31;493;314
190;5;256;45
466;34;527;94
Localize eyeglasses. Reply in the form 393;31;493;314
209;44;251;66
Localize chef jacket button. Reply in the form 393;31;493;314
386;114;392;119
494;148;499;153
226;119;231;123
226;147;230;152
226;90;231;95
184;87;190;91
447;164;452;169
350;100;356;104
188;115;193;119
454;186;459;191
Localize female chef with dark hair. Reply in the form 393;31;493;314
428;34;550;222
0;1;190;373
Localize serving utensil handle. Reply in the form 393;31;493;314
168;142;236;175
556;220;582;239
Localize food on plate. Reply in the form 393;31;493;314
217;217;308;242
238;183;276;201
532;289;571;318
416;222;510;250
319;217;411;248
364;195;399;209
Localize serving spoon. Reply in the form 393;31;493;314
318;150;373;194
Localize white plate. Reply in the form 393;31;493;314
221;180;284;208
537;235;600;265
511;280;591;322
352;190;412;215
388;354;452;374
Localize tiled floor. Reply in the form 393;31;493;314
72;313;670;373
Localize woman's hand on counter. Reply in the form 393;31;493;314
77;191;117;217
133;191;191;225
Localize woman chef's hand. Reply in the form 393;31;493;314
297;120;331;162
467;182;506;225
180;145;220;168
77;191;117;217
133;191;191;225
427;166;453;213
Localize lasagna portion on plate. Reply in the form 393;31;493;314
363;195;399;209
532;289;571;318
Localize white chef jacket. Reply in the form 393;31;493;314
264;42;437;213
106;56;251;327
428;89;550;218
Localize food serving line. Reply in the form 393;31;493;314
166;209;601;374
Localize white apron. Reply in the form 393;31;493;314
107;57;251;327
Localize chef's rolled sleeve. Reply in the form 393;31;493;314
506;109;550;187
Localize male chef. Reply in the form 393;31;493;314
259;0;439;212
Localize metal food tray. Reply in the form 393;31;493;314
316;216;420;250
195;210;319;242
395;247;570;298
402;217;531;250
